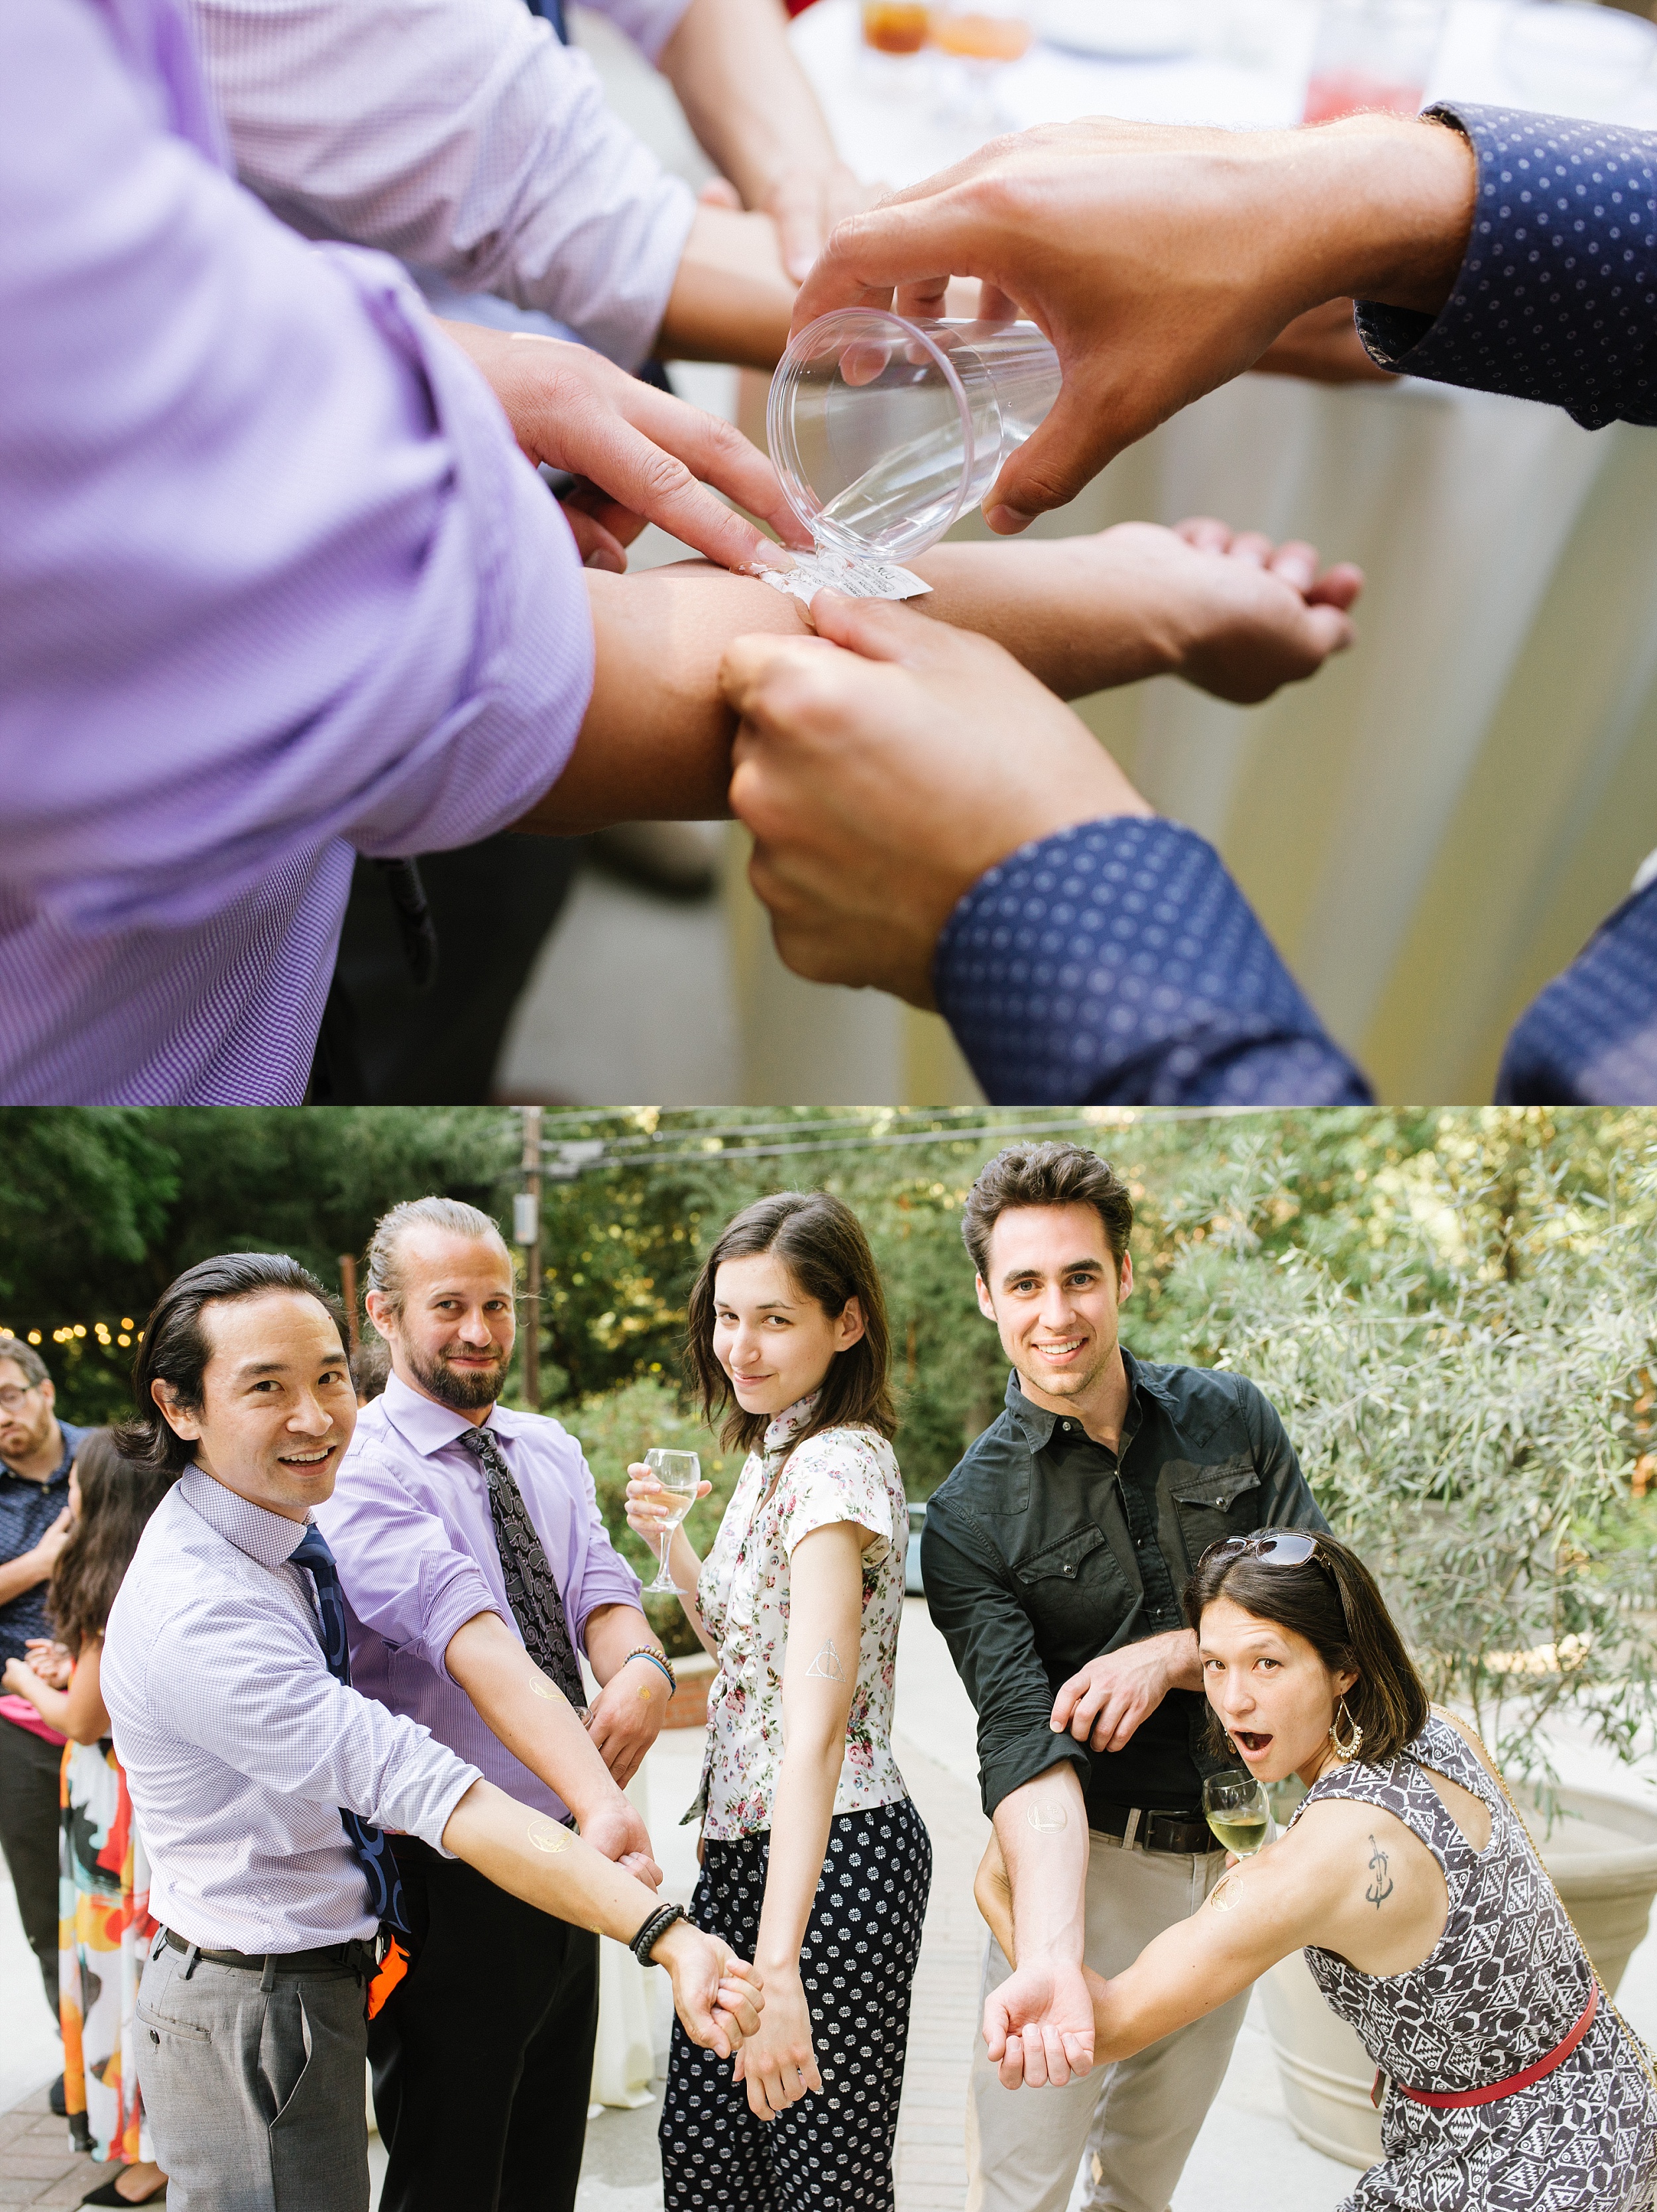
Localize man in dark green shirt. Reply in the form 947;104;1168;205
921;1141;1326;2212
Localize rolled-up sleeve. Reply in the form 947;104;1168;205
4;0;593;942
585;0;697;64
1237;1380;1328;1535
190;0;695;368
921;1492;1083;1818
321;1451;502;1679
150;1596;482;1851
934;818;1372;1107
1355;104;1657;429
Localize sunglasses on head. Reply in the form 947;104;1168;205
1200;1529;1331;1574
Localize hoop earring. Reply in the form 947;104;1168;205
1224;1732;1239;1755
1329;1696;1364;1760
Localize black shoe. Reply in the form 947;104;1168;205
79;2180;168;2206
48;2073;66;2115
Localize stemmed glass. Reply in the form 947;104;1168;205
642;1447;703;1594
1202;1769;1271;1857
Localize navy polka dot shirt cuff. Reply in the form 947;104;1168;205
932;816;1373;1105
1355;103;1657;429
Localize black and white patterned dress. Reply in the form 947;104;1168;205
1290;1713;1657;2211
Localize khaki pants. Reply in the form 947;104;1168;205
966;1828;1249;2212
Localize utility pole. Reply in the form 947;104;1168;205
337;1254;361;1359
514;1107;543;1411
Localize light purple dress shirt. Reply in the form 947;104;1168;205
317;1371;644;1822
2;0;594;1105
103;1469;481;1952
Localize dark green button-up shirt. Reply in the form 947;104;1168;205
920;1352;1325;1825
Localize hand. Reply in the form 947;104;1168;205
730;1964;822;2119
722;592;1150;1007
1;1656;40;1699
575;1792;662;1889
435;321;810;573
1051;1645;1178;1753
656;1919;765;2058
974;1831;1015;1963
982;1954;1098;2089
584;1655;672;1789
760;161;876;285
24;1639;73;1690
30;1508;72;1576
1251;298;1397;386
793;113;1476;525
624;1465;713;1545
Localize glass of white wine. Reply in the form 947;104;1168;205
1203;1769;1271;1857
642;1447;702;1594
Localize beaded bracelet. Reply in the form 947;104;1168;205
627;1647;677;1692
628;1902;686;1967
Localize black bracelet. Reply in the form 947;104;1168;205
629;1902;686;1967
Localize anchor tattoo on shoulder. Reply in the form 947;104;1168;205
1365;1832;1394;1908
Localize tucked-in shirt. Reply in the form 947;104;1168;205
102;1469;481;1952
1;0;594;1106
0;1421;91;1666
188;0;697;371
317;1372;642;1822
697;1396;910;1841
933;103;1657;1108
921;1358;1324;1823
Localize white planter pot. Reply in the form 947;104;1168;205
1261;1782;1657;2171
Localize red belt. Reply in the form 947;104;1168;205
1373;1982;1597;2112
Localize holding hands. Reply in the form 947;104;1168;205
732;1964;824;2119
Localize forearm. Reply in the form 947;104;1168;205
913;539;1188;701
583;1604;662;1685
0;1553;46;1608
445;1611;622;1822
755;1728;844;1971
441;1776;660;1936
657;203;795;371
657;0;837;210
994;1765;1089;1964
1150;1628;1202;1696
5;1671;70;1732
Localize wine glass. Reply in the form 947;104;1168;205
1203;1769;1271;1857
642;1447;702;1594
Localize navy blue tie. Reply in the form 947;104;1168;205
290;1526;406;1933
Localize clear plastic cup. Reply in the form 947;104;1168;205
767;311;1064;565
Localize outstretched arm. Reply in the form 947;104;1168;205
520;520;1360;833
441;1776;761;2055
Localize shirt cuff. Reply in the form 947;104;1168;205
412;1757;486;1860
421;1556;504;1679
571;1558;646;1649
933;817;1371;1105
980;1732;1088;1821
1495;875;1657;1101
1355;103;1657;429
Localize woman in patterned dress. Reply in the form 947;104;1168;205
978;1529;1657;2211
1;1431;177;2207
626;1191;932;2212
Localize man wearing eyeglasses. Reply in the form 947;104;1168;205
921;1142;1328;2212
0;1337;90;2044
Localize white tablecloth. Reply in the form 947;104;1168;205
759;0;1657;1101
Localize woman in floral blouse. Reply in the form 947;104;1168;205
626;1190;931;2212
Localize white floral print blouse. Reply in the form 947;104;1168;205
695;1393;911;1842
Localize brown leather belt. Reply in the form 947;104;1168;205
1092;1804;1222;1855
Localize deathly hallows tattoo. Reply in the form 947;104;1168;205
805;1638;846;1682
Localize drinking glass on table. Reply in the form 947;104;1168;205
1301;0;1445;123
1203;1769;1272;1857
640;1448;703;1594
932;0;1035;126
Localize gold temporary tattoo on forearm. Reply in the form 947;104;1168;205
1026;1802;1068;1831
805;1638;845;1682
638;1684;655;1702
1365;1834;1394;1908
526;1818;571;1853
530;1676;565;1702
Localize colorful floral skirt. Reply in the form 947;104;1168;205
59;1738;156;2164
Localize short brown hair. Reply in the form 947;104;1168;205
685;1192;895;1462
1184;1530;1429;1767
0;1338;50;1390
960;1142;1134;1284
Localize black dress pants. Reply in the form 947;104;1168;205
369;1836;599;2212
0;1714;62;2018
